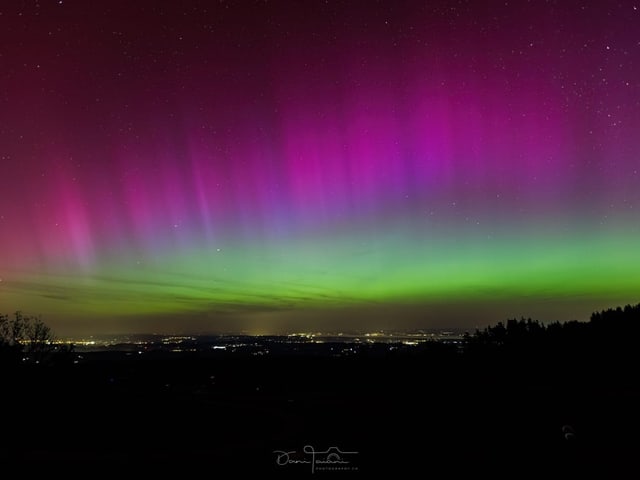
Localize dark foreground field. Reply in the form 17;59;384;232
1;342;638;476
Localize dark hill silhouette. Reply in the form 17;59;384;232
0;303;638;475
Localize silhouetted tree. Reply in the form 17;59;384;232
25;317;55;362
0;311;56;364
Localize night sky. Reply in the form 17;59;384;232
1;0;639;335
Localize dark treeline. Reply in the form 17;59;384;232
472;302;640;344
467;303;640;366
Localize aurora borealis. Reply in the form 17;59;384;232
1;1;639;335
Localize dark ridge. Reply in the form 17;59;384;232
1;304;639;475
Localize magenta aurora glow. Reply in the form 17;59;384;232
1;1;639;335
